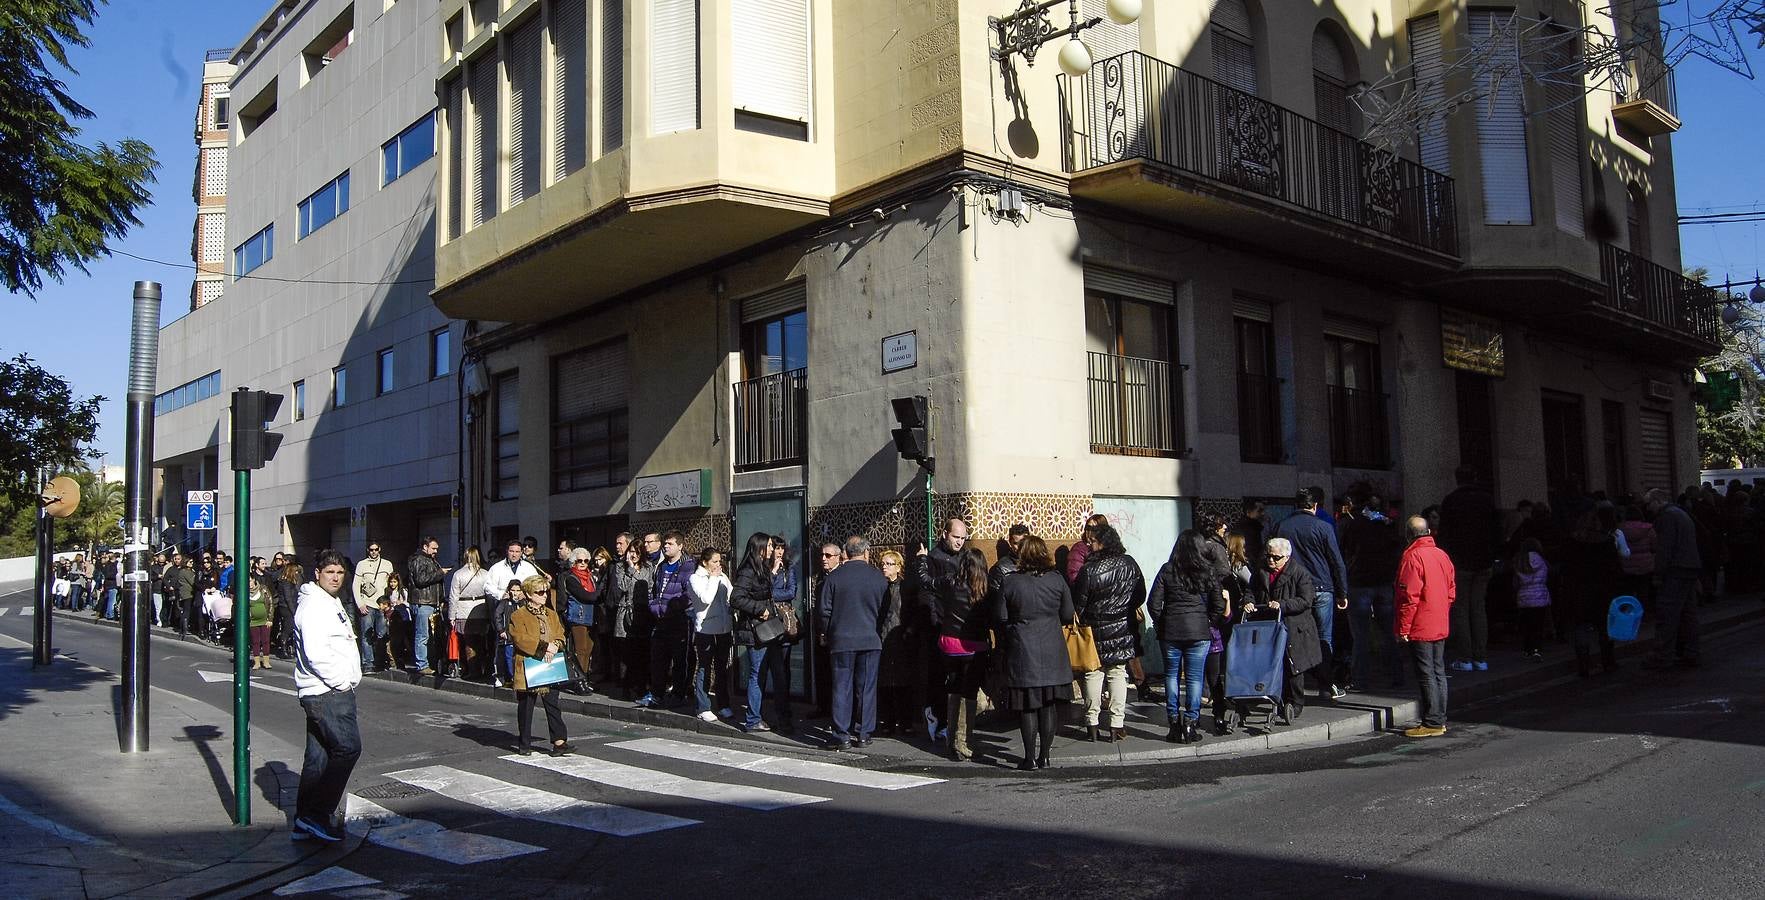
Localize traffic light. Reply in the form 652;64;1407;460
891;395;933;471
230;388;285;471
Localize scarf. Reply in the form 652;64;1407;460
569;567;594;594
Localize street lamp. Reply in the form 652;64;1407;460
1714;273;1765;326
991;0;1143;77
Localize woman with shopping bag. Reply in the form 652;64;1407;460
510;575;576;757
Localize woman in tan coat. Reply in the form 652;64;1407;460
511;575;576;756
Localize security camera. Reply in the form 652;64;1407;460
871;207;888;222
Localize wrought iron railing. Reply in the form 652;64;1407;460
1088;352;1181;456
1623;55;1678;118
1327;385;1390;469
734;368;807;471
206;48;235;62
1599;244;1719;343
1237;373;1283;463
1061;51;1459;257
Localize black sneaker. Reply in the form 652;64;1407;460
292;816;343;843
551;742;577;757
852;737;872;748
826;739;851;752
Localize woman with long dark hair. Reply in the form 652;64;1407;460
730;533;782;731
919;544;991;761
1148;528;1228;743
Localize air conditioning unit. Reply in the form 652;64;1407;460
1645;379;1673;401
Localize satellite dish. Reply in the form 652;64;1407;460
42;475;81;519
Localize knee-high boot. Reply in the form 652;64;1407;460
947;695;973;760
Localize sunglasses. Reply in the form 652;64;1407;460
1266;554;1288;561
368;547;381;552
820;551;840;558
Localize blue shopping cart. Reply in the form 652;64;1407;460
1224;605;1290;729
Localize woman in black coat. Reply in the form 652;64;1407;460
1560;509;1622;676
728;533;786;732
1072;524;1146;742
917;545;992;761
1246;537;1323;724
1147;529;1228;744
992;536;1074;771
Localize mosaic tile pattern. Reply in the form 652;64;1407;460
808;491;1094;546
634;512;733;552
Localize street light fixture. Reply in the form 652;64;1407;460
990;0;1143;77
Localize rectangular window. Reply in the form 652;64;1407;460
494;373;519;500
444;76;465;239
1084;290;1179;456
735;295;807;470
153;371;222;416
430;328;452;379
301;4;356;82
233;224;274;277
293;380;306;421
210;90;230;130
602;0;625;151
297;170;351;238
1324;330;1389;468
506;14;544;204
1470;10;1532;224
552;341;629;493
650;0;700;134
732;0;810;140
238;76;278;138
333;365;349;408
381;112;436;185
471;0;497;36
741;309;807;378
1602;399;1628;495
552;0;589;180
1408;14;1449;176
469;48;500;226
1235;314;1281;463
1543;23;1585;237
377;348;394;395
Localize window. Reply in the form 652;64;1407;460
552;0;589;180
293;380;306;421
1084;274;1178;456
736;287;807;470
732;0;810;140
445;14;464;58
1312;27;1357;222
430;328;452;379
602;0;625;151
742;309;807;378
238;77;278;137
1235;311;1281;463
1544;23;1585;237
1324;327;1389;468
444;76;465;239
507;15;544;204
210;89;230;130
297;171;350;238
1470;10;1532;224
468;48;500;226
651;0;700;134
233;224;273;277
1626;182;1651;260
333;365;349;408
552;341;629;493
382;112;436;185
494;373;519;500
471;0;497;36
1602;399;1628;495
1409;14;1449;176
377;348;395;395
301;5;355;82
153;371;222;416
1210;0;1257;95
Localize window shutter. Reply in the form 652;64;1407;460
1544;24;1584;237
1211;29;1257;95
497;373;520;431
507;16;543;204
469;49;500;227
1323;316;1380;344
1409;14;1449;176
445;76;465;239
602;0;624;151
1626;184;1651;260
1470;10;1532;224
1211;0;1252;37
740;280;807;323
650;0;699;134
1232;296;1272;322
1084;265;1173;305
1637;408;1673;493
1080;0;1139;62
553;0;589;180
733;0;810;123
555;341;629;421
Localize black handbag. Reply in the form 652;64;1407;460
753;613;788;644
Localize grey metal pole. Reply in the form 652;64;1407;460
121;281;161;751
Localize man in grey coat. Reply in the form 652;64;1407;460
1643;489;1702;668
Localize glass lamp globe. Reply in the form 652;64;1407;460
1058;38;1093;76
1751;282;1765;304
1107;0;1142;24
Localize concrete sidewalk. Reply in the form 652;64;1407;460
0;633;349;898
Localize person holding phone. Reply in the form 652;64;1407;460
510;574;576;756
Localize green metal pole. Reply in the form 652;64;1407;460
233;469;251;826
924;467;934;553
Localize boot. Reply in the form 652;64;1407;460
1185;718;1202;745
1086;725;1101;742
947;696;973;760
1165;724;1183;744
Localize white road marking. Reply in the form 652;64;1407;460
345;795;542;864
0;607;9;616
273;866;380;895
0;789;110;846
384;766;697;836
196;669;301;697
608;738;945;791
17;607;30;616
502;752;830;811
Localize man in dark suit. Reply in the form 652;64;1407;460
816;535;891;751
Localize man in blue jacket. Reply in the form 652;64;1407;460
1273;488;1349;699
816;535;890;751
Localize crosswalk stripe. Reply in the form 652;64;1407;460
273;866;381;895
0;607;9;616
384;765;698;837
502;752;830;811
346;795;543;864
18;608;30;617
608;738;944;791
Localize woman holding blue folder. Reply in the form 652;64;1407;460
510;574;577;756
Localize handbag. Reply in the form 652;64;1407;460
1065;623;1101;672
522;653;570;688
773;601;801;640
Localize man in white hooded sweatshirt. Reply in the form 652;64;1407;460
291;550;364;842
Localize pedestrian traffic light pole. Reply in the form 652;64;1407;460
228;387;283;827
890;396;936;551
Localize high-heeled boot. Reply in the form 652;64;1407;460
947;696;973;760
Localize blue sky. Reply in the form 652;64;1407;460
3;2;1761;463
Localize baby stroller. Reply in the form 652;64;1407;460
201;587;235;645
1223;605;1289;730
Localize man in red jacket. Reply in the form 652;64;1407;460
1395;515;1456;738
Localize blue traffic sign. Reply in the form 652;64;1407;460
187;502;216;530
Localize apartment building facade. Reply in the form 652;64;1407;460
191;51;236;311
154;0;462;564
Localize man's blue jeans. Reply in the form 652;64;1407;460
829;649;880;741
296;688;362;825
1161;639;1211;724
357;609;387;668
102;587;119;620
412;604;438;669
1347;585;1402;688
743;642;791;729
1313;590;1336;655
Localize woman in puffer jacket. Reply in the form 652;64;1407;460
1072;524;1147;742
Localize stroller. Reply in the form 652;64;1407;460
201;587;235;645
1223;605;1289;730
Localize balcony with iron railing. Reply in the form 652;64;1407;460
1599;244;1720;347
1237;373;1283;464
1614;58;1680;136
1060;52;1459;270
734;368;807;472
1327;385;1390;470
1088;352;1182;457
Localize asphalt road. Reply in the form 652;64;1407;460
3;597;1761;899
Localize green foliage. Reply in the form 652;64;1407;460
1697;298;1765;469
0;0;157;296
0;353;101;505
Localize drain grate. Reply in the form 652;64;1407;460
353;781;430;801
